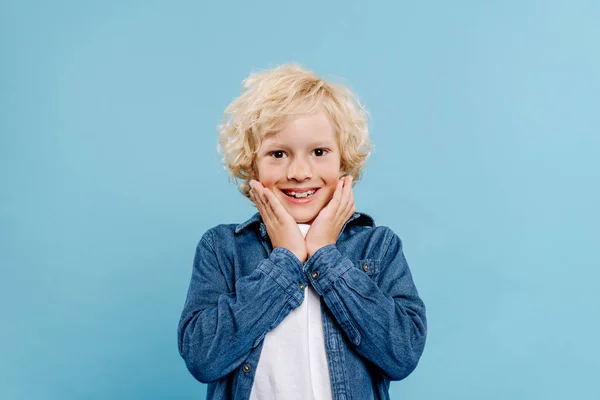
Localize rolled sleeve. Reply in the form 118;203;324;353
303;244;354;295
257;247;307;305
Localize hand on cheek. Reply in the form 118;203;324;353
305;175;356;258
249;180;308;263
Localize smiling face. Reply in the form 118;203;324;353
255;110;342;224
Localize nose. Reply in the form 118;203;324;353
287;157;312;181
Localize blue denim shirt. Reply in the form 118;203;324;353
177;212;427;400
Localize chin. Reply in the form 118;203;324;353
289;210;319;224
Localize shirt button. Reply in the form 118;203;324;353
242;363;252;373
298;282;305;290
363;263;369;272
311;270;320;279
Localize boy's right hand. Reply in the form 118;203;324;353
249;180;308;264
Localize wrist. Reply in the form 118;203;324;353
274;246;307;264
307;241;334;259
295;250;308;264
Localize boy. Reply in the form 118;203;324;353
177;64;427;400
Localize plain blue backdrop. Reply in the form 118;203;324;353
1;0;599;398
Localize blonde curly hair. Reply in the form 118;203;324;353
217;63;372;199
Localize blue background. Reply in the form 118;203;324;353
1;0;599;398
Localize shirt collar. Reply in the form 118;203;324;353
234;211;375;238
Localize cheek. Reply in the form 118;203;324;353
256;162;280;188
322;164;342;186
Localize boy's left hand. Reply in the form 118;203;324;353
305;175;356;258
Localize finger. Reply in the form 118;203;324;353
328;177;345;209
258;185;280;223
338;176;354;221
346;181;356;218
250;182;271;220
347;177;356;216
338;176;352;208
251;179;264;190
250;186;266;216
262;187;289;223
255;186;276;221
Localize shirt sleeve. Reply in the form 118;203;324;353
302;228;427;381
177;229;307;384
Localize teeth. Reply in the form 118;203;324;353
287;189;316;199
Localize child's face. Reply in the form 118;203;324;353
255;110;342;224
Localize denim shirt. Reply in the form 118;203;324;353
177;212;427;400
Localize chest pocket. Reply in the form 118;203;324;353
353;259;380;277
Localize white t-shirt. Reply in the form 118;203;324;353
249;223;333;399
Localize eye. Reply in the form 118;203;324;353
269;150;286;159
313;148;328;157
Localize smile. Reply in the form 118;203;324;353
280;188;320;204
283;189;317;198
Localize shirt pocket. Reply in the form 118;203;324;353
352;259;380;278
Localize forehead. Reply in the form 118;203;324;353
262;111;337;145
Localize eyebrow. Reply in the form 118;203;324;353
262;131;279;140
261;137;335;147
260;141;335;152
